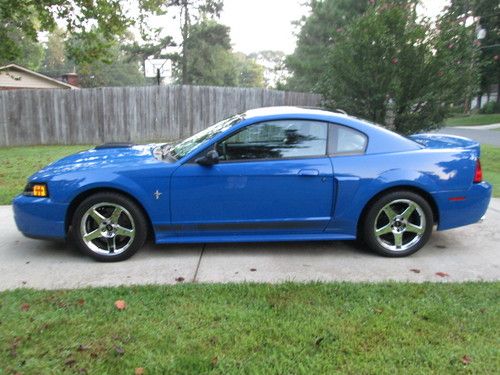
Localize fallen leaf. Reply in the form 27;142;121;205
250;268;257;272
114;300;126;310
461;355;472;365
135;368;145;375
314;337;324;347
175;277;185;283
78;369;88;374
115;346;125;355
435;272;449;278
64;358;76;367
20;303;30;311
211;356;218;366
409;269;420;273
77;299;85;306
374;308;384;314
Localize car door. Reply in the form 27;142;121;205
169;119;334;235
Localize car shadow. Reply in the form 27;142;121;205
197;239;377;258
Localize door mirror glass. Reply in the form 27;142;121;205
195;150;220;166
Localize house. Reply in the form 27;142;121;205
0;64;79;90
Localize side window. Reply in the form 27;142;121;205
334;125;367;154
216;120;328;161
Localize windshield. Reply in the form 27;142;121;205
170;115;244;159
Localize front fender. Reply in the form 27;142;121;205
48;169;171;232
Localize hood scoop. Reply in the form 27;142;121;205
95;142;135;150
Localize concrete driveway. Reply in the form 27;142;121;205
1;200;499;290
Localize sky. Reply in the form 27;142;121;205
219;0;450;55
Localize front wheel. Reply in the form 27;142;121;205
362;191;433;257
71;192;147;262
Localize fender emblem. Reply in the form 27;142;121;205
153;190;162;200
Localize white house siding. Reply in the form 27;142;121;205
0;68;68;90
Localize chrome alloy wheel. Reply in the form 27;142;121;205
373;199;426;252
80;202;135;256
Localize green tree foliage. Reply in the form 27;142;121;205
178;19;235;86
177;20;264;87
317;1;479;134
39;28;72;77
76;56;147;88
286;0;368;91
447;0;499;104
0;0;130;64
65;32;146;88
233;53;265;88
36;29;146;88
123;35;177;75
0;31;44;69
139;0;224;84
249;50;288;89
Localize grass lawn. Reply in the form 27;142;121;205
1;282;498;374
443;113;500;127
482;145;500;198
0;145;91;205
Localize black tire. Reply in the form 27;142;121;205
362;191;433;257
71;192;147;262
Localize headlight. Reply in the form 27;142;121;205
23;182;49;197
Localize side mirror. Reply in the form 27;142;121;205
195;150;219;166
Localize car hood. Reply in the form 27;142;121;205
31;144;167;179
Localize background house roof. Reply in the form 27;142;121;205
0;64;79;90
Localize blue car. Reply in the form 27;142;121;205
13;107;491;261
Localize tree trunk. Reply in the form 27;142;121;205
181;0;190;85
463;97;471;114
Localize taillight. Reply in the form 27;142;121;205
473;159;482;183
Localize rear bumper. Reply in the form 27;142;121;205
434;182;492;231
12;195;68;240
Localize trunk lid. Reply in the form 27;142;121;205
408;133;480;156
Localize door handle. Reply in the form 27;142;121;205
298;169;319;176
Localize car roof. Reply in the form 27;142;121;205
240;106;421;155
244;106;349;120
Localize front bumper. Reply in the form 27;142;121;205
434;181;492;231
12;195;68;240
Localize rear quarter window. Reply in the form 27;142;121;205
333;125;367;154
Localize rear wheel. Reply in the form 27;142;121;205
362;191;433;257
71;192;147;262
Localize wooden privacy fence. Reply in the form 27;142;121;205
0;85;321;147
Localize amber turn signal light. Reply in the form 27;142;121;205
23;182;49;197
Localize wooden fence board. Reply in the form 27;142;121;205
0;85;321;146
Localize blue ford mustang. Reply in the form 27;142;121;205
13;107;491;261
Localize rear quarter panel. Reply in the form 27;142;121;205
328;148;478;235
